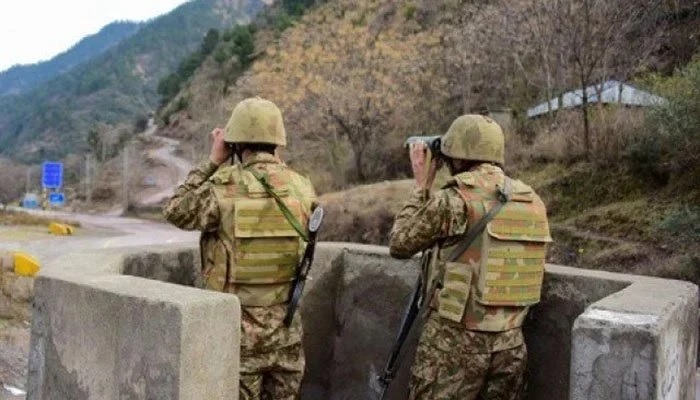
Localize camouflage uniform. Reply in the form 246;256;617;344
164;152;316;400
390;163;548;400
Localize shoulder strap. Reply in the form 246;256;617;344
446;177;512;262
249;168;309;242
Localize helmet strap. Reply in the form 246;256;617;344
229;143;242;165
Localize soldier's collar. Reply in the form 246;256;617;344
442;163;503;189
469;163;502;173
242;152;283;168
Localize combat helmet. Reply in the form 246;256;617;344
224;97;286;146
440;114;504;164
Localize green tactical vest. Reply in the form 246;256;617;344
207;159;311;307
434;165;552;331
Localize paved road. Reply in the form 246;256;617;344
0;208;199;399
0;208;198;264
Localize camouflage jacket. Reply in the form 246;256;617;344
164;152;316;234
163;152;316;311
389;163;532;352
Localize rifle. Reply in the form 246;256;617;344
284;206;325;327
375;179;512;399
374;249;431;400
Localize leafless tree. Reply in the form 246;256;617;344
555;0;666;156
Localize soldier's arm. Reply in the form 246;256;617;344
389;188;468;259
163;160;221;231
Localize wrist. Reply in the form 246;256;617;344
209;154;226;166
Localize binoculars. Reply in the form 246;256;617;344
404;135;442;156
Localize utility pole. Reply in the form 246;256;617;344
25;166;32;194
85;154;93;205
122;146;129;209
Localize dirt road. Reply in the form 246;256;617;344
136;136;194;207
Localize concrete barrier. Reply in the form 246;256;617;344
27;245;240;400
27;242;698;400
300;243;698;400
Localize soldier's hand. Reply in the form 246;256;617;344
209;128;231;165
410;142;440;190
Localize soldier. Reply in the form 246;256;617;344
389;115;551;399
164;97;317;400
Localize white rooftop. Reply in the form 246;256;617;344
527;80;667;118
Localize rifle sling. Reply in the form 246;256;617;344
446;177;512;262
249;169;309;243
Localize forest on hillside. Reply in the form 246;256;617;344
161;0;699;191
0;0;266;162
156;0;700;283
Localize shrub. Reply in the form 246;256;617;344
633;57;700;175
658;206;700;240
403;3;417;20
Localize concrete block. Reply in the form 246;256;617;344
27;248;240;400
330;248;419;400
123;248;202;287
524;267;630;399
571;279;698;400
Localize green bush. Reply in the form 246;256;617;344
633;57;700;175
230;25;255;67
274;11;295;32
403;3;417;20
658;206;700;240
214;47;230;64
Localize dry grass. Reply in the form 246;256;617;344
318;179;413;244
508;107;647;168
0;210;79;227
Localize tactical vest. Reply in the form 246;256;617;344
208;162;308;307
434;167;551;331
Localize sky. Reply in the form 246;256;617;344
0;0;192;72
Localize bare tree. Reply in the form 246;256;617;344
0;159;28;204
556;0;666;156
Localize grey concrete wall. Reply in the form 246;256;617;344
300;243;699;400
27;242;698;400
27;246;240;400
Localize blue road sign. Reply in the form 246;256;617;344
22;193;39;209
42;162;63;189
48;192;65;207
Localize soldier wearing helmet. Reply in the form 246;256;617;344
389;114;551;399
164;97;316;400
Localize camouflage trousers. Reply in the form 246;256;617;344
239;304;305;400
409;314;527;400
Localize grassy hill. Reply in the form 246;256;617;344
0;21;142;97
0;0;267;162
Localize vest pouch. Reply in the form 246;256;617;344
437;262;473;323
203;239;229;292
232;196;304;306
475;199;551;307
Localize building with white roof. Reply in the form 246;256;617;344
527;80;667;118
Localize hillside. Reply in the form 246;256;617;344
156;0;699;284
0;0;268;162
159;0;700;190
0;21;142;97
